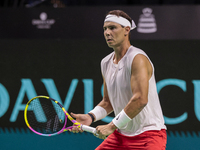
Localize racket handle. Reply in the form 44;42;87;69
81;125;96;134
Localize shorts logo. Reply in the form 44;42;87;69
137;8;157;33
32;12;55;29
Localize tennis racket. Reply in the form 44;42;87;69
24;95;96;136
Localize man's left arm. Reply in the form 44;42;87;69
124;54;152;119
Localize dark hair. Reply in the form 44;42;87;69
106;10;132;40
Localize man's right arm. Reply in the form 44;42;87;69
70;78;112;133
89;78;113;121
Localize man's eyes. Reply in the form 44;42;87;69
110;26;115;30
104;26;116;30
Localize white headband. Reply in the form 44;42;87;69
104;14;136;30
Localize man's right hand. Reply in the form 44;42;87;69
69;112;93;133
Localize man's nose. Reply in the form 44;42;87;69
104;29;110;36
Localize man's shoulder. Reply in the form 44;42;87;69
101;52;114;64
127;46;145;56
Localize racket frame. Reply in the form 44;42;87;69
24;96;96;136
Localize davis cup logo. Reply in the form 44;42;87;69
137;8;157;33
32;12;55;29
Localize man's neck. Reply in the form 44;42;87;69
113;42;131;64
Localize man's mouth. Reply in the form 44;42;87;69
107;39;112;42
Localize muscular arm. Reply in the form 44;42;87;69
90;77;113;121
124;54;153;119
70;77;113;135
98;78;113;112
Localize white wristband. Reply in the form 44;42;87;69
112;109;132;129
89;106;107;122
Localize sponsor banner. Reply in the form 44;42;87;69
0;6;200;39
0;39;200;132
0;39;200;150
32;12;55;29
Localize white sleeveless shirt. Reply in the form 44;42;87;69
101;46;166;136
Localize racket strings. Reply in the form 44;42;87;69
27;98;66;134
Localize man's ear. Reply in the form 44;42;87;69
124;26;131;36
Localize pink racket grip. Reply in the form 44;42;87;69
81;125;96;134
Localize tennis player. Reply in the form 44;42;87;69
71;10;167;150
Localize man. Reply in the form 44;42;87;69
71;10;167;150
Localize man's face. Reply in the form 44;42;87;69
103;22;126;48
